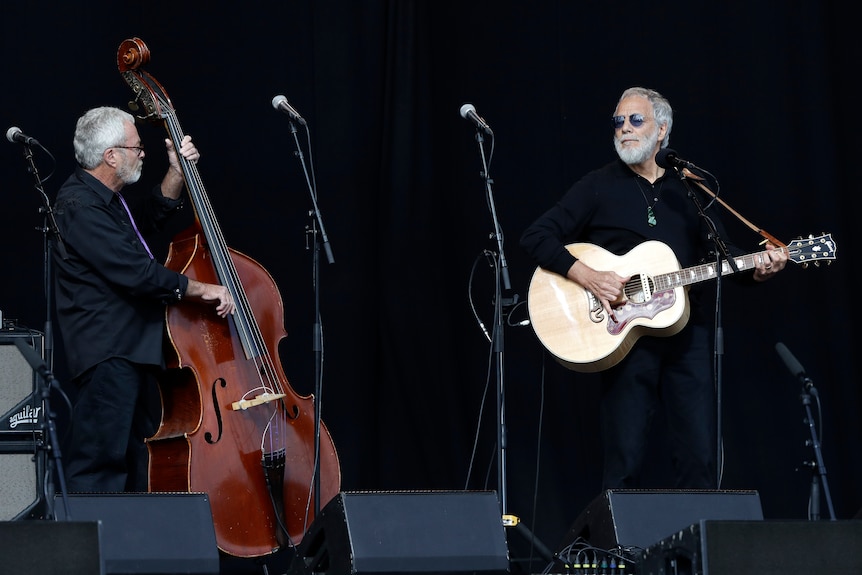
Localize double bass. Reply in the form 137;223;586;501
116;38;341;558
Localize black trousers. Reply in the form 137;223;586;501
599;322;717;489
62;358;159;493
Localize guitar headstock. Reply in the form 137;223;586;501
786;233;837;268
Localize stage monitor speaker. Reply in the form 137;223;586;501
559;489;764;553
641;519;862;575
54;493;219;575
289;490;510;574
0;330;45;520
0;520;103;574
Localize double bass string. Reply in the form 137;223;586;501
155;93;289;453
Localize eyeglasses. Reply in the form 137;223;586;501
113;145;145;157
612;114;651;129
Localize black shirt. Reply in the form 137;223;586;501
520;159;748;320
53;167;189;378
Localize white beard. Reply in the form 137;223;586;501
117;154;143;185
614;125;660;165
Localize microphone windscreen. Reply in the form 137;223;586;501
271;95;286;110
6;127;22;143
775;342;805;378
655;147;677;169
459;103;476;119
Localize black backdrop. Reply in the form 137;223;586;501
2;1;859;570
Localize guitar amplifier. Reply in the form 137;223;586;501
0;329;46;520
0;329;45;437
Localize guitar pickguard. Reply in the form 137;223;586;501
607;289;676;335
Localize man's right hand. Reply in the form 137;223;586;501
567;260;630;317
185;279;236;318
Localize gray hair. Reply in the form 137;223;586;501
73;107;135;169
617;87;673;149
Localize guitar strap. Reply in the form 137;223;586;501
681;168;786;248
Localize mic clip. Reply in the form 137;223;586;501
800;375;818;396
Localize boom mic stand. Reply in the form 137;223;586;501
775;342;836;520
664;154;809;491
17;137;68;372
13;137;70;519
12;339;71;521
467;124;555;568
285;116;334;519
665;164;735;488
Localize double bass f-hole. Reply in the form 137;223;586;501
204;378;227;445
117;37;341;558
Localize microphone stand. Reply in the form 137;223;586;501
798;380;836;520
12;339;71;522
16;140;69;519
671;167;736;488
471;129;554;568
472;128;509;508
287;119;334;518
20;141;68;370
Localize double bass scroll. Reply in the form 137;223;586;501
116;37;341;558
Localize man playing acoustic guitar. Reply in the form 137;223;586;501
520;86;787;490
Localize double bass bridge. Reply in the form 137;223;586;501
230;392;286;411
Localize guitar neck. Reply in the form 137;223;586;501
653;247;780;291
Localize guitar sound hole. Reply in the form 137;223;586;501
624;275;652;304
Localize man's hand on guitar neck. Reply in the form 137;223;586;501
568;260;632;318
753;242;788;282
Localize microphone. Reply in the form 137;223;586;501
775;342;816;393
6;126;40;146
459;103;493;135
655;148;697;170
271;95;307;126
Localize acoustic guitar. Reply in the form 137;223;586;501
526;234;836;372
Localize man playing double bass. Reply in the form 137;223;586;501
53;106;235;493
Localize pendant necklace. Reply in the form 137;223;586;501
634;177;663;227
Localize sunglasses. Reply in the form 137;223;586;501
612;113;650;129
